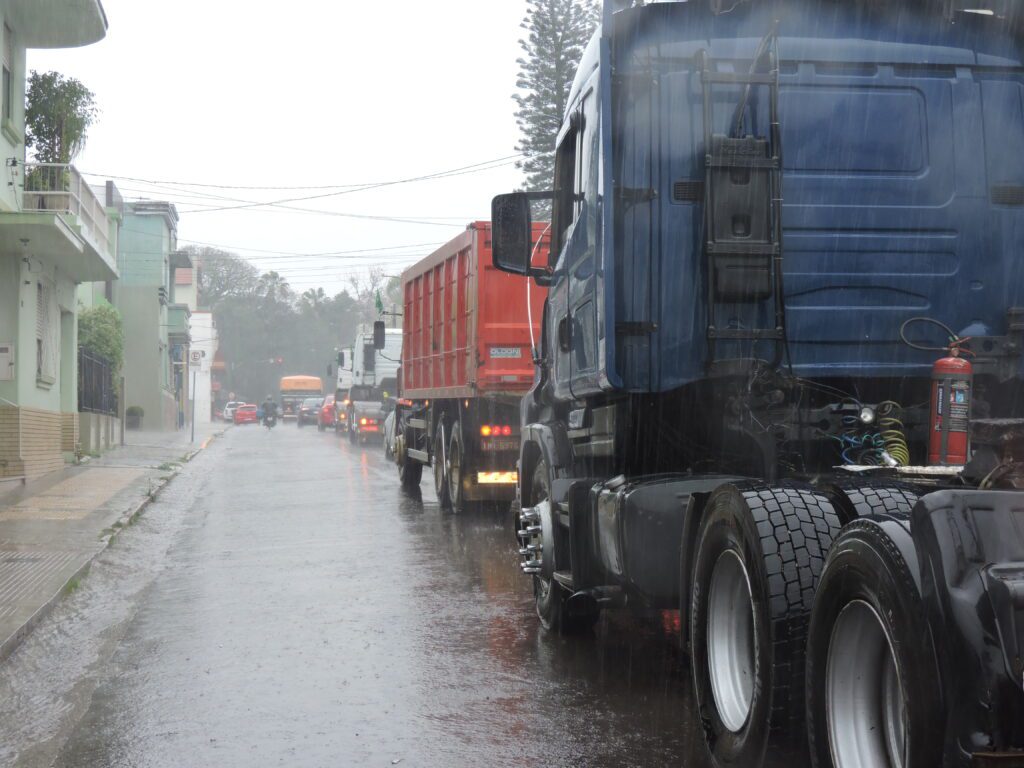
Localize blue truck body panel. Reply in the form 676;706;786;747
556;1;1024;397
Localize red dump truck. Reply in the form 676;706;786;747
389;221;549;512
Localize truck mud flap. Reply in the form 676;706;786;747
912;490;1024;757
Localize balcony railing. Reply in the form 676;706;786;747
23;163;111;257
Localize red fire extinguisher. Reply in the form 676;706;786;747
928;345;972;466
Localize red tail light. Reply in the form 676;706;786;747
501;425;512;436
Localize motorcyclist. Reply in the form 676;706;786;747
262;395;277;425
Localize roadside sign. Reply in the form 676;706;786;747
189;350;203;366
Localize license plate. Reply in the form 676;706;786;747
481;439;518;452
490;347;522;359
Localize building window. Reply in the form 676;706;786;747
35;281;53;381
3;25;13;123
35;283;44;376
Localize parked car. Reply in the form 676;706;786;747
296;397;321;427
233;404;258;425
223;401;243;422
317;394;336;431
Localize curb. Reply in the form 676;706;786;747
0;432;220;664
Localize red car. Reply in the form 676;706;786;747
317;394;336;431
233;404;258;425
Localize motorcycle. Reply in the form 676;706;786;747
263;410;277;429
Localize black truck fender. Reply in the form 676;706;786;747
910;489;1024;760
678;490;711;650
519;421;573;505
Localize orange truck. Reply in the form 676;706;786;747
389;221;549;512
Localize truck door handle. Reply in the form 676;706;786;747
558;317;571;352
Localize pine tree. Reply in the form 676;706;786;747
514;0;599;215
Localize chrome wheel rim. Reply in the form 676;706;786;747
707;550;756;732
826;600;906;768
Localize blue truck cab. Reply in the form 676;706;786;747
492;1;1024;765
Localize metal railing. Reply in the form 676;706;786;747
23;163;111;257
78;347;118;416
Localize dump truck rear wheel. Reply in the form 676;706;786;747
448;422;466;513
433;425;451;509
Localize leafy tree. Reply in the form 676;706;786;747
78;304;123;372
25;70;98;164
514;0;599;213
187;246;259;308
186;243;398;400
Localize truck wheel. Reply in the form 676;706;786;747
433;426;452;509
398;428;423;488
825;481;919;526
447;421;466;513
690;484;841;767
806;519;941;768
527;461;597;634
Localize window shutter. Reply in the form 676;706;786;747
35;283;54;377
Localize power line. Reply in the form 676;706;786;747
80;153;522;192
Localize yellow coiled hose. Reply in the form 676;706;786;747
877;401;910;466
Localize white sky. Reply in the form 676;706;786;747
28;0;531;295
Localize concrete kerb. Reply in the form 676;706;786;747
0;429;224;664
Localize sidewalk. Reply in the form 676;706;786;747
0;423;227;662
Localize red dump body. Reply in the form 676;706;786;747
401;222;549;399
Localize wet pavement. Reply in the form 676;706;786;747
0;423;708;767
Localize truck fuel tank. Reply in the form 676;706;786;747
590;474;745;605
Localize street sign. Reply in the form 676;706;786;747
189;350;203;366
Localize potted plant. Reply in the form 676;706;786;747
125;405;143;430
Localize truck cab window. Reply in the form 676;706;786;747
551;113;582;261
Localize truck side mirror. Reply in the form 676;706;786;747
337;350;345;367
327;363;334;378
491;193;533;275
373;320;386;350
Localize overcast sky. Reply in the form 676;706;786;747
28;0;531;295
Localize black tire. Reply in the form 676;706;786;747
448;421;466;513
806;519;942;768
528;461;597;635
398;427;423;489
690;484;841;768
824;481;919;526
433;425;452;509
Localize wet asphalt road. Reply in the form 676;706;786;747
0;424;708;767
